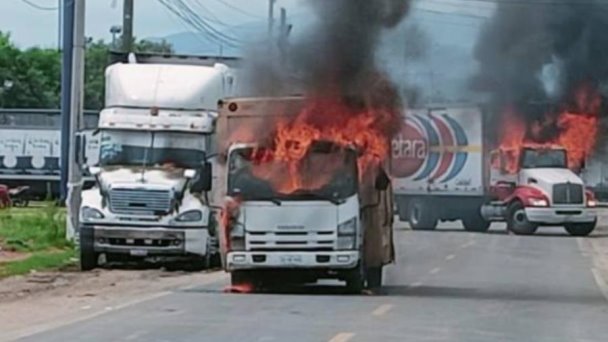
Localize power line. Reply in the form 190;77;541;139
20;0;58;11
212;0;265;19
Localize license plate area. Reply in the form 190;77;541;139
280;255;303;265
130;249;148;257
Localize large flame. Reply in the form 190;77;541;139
496;86;600;173
230;97;398;195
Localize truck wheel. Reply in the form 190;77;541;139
366;266;383;289
507;202;538;235
345;262;366;294
79;227;98;271
565;221;597;237
462;210;491;233
408;199;438;231
231;271;257;287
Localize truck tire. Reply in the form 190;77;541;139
507;202;538;235
345;262;366;294
408;199;438;231
230;271;258;287
366;266;383;289
565;221;597;237
462;210;491;233
79;227;98;271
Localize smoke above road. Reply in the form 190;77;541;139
472;0;608;162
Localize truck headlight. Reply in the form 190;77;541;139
587;199;597;208
528;198;548;207
338;217;357;236
337;236;356;250
175;210;203;222
81;206;104;221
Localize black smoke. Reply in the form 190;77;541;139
243;0;413;104
472;0;608;143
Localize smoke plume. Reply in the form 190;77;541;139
473;1;608;145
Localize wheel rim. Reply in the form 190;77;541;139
513;209;527;225
411;205;420;225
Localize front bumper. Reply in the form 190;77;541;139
525;207;597;224
226;251;360;271
85;225;210;257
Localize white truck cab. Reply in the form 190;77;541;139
78;54;238;270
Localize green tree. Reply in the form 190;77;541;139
0;31;174;110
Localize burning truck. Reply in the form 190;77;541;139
392;98;598;236
215;97;395;292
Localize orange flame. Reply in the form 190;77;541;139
496;86;600;173
229;97;398;195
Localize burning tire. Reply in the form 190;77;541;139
565;221;597;237
507;202;538;235
408;199;438;230
462;210;491;233
79;227;99;271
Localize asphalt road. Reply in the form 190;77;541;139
19;224;608;342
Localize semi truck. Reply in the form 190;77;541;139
216;97;395;292
78;53;240;270
392;104;597;236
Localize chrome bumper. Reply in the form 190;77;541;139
226;251;359;271
525;207;597;224
87;226;209;257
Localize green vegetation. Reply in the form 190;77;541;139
0;204;75;278
0;31;173;110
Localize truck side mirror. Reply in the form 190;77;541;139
191;162;213;193
375;169;390;191
75;133;87;166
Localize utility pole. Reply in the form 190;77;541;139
267;0;276;40
122;0;134;52
278;7;287;63
65;0;86;241
60;0;74;205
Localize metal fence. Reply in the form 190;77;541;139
0;109;99;129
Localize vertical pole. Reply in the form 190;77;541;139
60;0;74;203
66;0;86;241
267;0;276;39
279;7;287;63
122;0;134;52
57;0;63;50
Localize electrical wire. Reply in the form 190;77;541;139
157;0;242;48
211;0;265;19
20;0;57;11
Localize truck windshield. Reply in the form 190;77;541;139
227;144;358;202
99;130;207;169
521;148;567;169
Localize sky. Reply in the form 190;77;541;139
0;0;494;49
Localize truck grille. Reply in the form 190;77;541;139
552;183;584;205
109;188;172;215
246;231;335;251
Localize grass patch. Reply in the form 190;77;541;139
0;203;71;252
0;249;76;278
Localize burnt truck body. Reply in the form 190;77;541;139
392;104;597;236
216;97;395;292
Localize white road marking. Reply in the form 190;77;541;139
409;281;423;288
445;254;456;261
429;267;441;275
460;241;475;249
372;304;393;317
591;268;608;302
329;332;355;342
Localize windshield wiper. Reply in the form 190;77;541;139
292;192;344;205
244;196;282;206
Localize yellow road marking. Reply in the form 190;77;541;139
329;333;355;342
372;304;394;317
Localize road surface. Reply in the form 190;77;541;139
16;224;608;342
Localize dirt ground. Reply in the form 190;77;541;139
0;268;228;341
